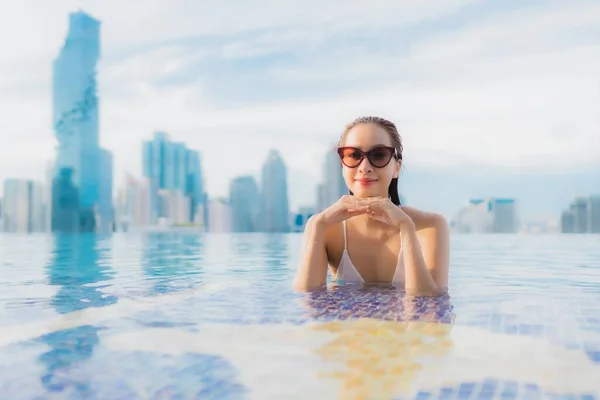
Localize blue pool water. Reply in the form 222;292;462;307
0;232;599;399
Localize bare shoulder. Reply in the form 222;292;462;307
303;214;344;265
400;205;448;232
303;214;342;247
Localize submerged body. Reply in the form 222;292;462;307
293;117;450;296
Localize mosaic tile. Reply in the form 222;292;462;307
1;233;600;399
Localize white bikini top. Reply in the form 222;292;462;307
331;220;405;285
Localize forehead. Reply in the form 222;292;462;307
343;123;392;148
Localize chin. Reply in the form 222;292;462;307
352;186;382;198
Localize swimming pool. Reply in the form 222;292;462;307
0;232;599;399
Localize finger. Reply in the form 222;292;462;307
347;207;369;215
355;198;381;206
365;203;383;211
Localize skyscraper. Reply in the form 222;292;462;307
261;150;290;232
51;11;112;232
453;198;518;233
323;144;347;208
98;149;114;232
561;195;600;234
1;179;44;233
142;131;205;225
185;149;206;226
229;176;261;232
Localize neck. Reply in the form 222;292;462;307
350;214;389;231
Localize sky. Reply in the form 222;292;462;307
0;0;598;221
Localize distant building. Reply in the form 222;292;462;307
2;179;45;233
97;149;114;232
590;195;600;233
490;198;518;233
317;144;347;212
115;175;151;231
560;210;575;233
208;198;231;233
158;189;191;226
260;149;290;233
142;131;205;226
229;175;261;232
292;207;315;233
453;197;518;233
561;195;600;233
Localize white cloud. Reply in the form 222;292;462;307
0;0;598;212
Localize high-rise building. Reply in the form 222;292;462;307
98;149;113;232
453;198;518;233
208;198;231;233
44;161;55;233
185;149;206;227
261;150;290;233
589;195;600;234
51;11;112;232
142;132;206;226
491;198;518;233
292;207;316;233
561;195;600;234
51;168;80;232
115;175;151;231
317;145;347;212
229;176;261;232
1;179;45;233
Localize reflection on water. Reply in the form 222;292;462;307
260;234;289;269
38;234;117;395
142;232;204;294
0;232;598;399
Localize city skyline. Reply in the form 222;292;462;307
0;2;598;223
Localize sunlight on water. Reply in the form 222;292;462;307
0;232;599;399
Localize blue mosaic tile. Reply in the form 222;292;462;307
580;394;598;400
2;232;600;398
457;382;477;398
437;386;454;399
499;381;519;399
414;391;432;400
586;350;600;363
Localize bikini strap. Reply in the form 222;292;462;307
342;220;347;250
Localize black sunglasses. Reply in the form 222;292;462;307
337;146;398;168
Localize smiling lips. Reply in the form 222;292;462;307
355;178;377;186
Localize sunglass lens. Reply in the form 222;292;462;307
368;148;393;167
339;148;363;167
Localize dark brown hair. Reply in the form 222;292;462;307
338;116;403;205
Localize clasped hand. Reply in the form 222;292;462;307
320;195;415;230
354;196;414;230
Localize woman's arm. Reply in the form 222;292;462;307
292;214;330;292
401;208;450;296
361;198;450;296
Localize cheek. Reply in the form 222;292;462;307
342;167;355;183
380;166;397;181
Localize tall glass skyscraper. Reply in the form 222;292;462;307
261;150;290;233
51;11;112;233
229;176;261;232
142;132;205;225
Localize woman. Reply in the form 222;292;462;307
293;116;450;296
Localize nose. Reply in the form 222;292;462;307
358;156;373;172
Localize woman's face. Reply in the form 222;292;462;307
339;123;400;199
